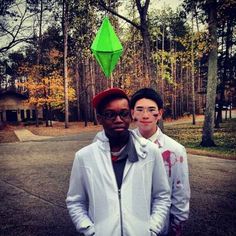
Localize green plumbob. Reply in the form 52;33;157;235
91;17;123;78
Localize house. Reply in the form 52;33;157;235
0;91;42;123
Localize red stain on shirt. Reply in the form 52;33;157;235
111;155;118;162
162;150;171;177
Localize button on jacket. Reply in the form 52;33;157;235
66;130;171;236
134;127;190;235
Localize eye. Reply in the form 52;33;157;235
119;110;130;118
103;111;116;119
148;107;157;112
135;107;144;112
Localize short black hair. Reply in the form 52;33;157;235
96;94;130;114
130;88;163;109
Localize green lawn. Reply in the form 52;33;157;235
164;118;236;159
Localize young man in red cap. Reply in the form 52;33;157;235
66;88;171;236
130;88;190;236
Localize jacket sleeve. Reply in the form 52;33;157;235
66;153;95;236
170;147;190;233
150;147;171;234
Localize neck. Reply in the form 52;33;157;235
108;132;129;152
139;126;158;139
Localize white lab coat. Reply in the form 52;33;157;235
66;130;171;236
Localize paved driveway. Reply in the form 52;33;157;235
0;134;236;236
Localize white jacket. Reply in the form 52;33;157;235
134;128;190;235
66;130;171;236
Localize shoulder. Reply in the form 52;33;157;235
163;133;186;153
75;142;99;161
130;131;161;159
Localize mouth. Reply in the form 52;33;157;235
112;126;126;131
140;121;152;124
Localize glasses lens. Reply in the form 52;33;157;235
119;110;130;118
148;107;158;114
135;107;157;114
102;110;130;120
102;111;116;120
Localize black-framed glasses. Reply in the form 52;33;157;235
101;109;130;120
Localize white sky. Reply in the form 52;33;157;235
155;0;183;9
1;0;184;54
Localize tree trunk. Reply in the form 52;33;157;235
44;103;49;127
161;25;165;103
186;67;189;113
35;0;43;128
180;59;184;116
63;0;69;128
75;59;81;121
90;60;97;125
200;0;218;147
138;8;154;85
191;12;196;125
215;19;231;127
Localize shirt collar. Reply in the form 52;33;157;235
118;132;139;163
136;126;165;148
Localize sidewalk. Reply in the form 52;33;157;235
14;129;52;142
12;110;235;143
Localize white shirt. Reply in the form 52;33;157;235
134;127;190;235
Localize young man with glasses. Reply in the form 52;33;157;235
130;88;190;236
66;88;171;236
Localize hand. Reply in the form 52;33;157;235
169;225;182;236
150;229;158;236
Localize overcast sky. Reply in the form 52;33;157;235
151;0;183;10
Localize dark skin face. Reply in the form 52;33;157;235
97;98;131;151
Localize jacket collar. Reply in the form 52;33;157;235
96;130;149;160
119;134;138;163
135;126;165;148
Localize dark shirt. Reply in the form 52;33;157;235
111;132;139;189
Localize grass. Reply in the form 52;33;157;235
1;116;235;160
164;118;236;159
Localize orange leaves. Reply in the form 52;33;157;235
17;62;76;109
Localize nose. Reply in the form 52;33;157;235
114;114;123;122
142;110;150;118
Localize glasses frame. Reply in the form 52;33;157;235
134;106;158;115
100;109;131;121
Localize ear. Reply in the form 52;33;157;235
131;109;135;120
96;114;103;125
158;109;164;119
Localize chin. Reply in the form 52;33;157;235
112;129;129;138
140;126;153;133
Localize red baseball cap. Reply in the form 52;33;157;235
92;88;128;109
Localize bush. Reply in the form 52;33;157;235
22;118;44;126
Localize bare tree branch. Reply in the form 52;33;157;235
98;0;141;30
0;1;38;54
0;37;34;53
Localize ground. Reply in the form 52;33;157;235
0;130;236;236
0;121;102;143
0;115;201;143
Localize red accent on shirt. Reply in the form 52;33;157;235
111;155;119;162
162;150;171;177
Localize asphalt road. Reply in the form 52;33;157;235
0;133;236;236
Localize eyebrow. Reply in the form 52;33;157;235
135;106;157;109
103;108;130;112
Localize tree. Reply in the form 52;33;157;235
214;0;236;127
200;0;218;147
97;0;157;87
0;0;37;54
18;50;76;117
62;0;69;128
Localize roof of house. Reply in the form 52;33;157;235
0;91;28;100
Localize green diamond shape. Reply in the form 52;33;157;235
91;17;123;77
